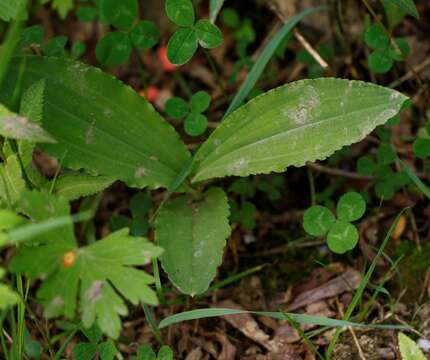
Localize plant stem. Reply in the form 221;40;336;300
142;304;164;345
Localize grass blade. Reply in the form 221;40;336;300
223;6;326;119
326;208;409;357
158;308;409;330
209;0;226;23
401;160;430;199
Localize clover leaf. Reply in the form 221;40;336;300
303;192;366;254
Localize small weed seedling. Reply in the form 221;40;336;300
72;325;118;360
303;192;366;254
131;344;173;360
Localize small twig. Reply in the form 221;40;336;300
306;162;374;180
389;57;430;88
294;29;329;69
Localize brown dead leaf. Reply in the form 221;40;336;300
185;347;203;360
287;269;361;311
215;333;237;360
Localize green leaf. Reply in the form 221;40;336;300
0;210;24;230
0;104;55;143
96;32;132;66
20;79;45;125
100;0;137;30
52;173;115;200
364;24;389;49
389;38;410;61
209;0;226;23
130;20;160;49
82;324;102;343
155;187;230;295
41;36;68;57
190;91;211;113
326;220;359;254
398;333;426;360
413;138;430;159
195;20;223;49
368;48;394;74
134;345;156;360
157;346;173;360
72;41;87;59
303;205;335;236
72;342;98;360
21;25;44;46
192;78;407;182
0;56;191;190
167;28;198;65
220;8;240;28
384;0;419;19
51;0;75;19
357;156;376;176
0;155;26;206
0;0;23;21
337;192;366;222
0;269;20;310
76;6;99;22
184;112;207;136
165;97;189;119
158;307;408;330
165;0;195;27
99;340;118;360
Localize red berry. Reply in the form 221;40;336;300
158;46;177;72
139;86;160;103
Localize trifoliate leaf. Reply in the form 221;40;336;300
336;192;366;222
364;24;389;49
303;205;335;236
41;36;68;57
72;342;98;360
158;346;174;360
368;48;393;74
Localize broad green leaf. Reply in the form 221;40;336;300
327;221;358;254
0;56;191;189
398;333;426;360
165;0;195;27
336;192;366;222
52;173;115;200
209;0;226;23
96;32;132;66
0;0;23;21
100;0;137;30
155;187;230;295
384;0;418;19
191;78;408;182
130;20;160;49
167;28;198;65
0;104;55;143
303;205;335;236
195;20;223;49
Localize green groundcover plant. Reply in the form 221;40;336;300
0;0;411;342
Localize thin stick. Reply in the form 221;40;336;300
294;29;329;69
307;162;374;180
389;57;430;88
